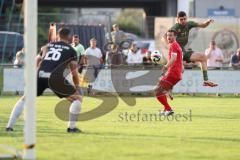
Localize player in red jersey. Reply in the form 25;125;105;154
155;29;183;116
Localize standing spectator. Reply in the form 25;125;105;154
104;26;111;43
205;41;224;69
126;43;143;64
14;48;25;68
85;38;103;93
85;38;103;67
105;44;124;66
111;24;127;45
230;48;240;69
71;35;85;63
142;51;152;65
85;38;103;72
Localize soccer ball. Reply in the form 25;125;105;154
151;50;162;64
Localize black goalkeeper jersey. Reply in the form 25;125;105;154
38;41;77;75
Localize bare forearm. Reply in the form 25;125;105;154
165;55;177;68
36;55;42;69
206;53;211;58
70;62;80;86
206;49;212;58
202;21;211;28
198;19;214;28
216;59;224;63
72;74;80;86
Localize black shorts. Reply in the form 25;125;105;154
37;77;76;98
183;48;194;63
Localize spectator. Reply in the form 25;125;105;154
71;35;85;63
142;51;152;65
14;48;25;68
126;43;143;64
85;38;103;94
111;24;127;45
230;48;240;69
105;44;124;66
205;41;224;69
104;26;111;43
85;38;102;79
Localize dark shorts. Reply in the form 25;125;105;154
37;77;76;98
155;74;181;96
183;48;194;63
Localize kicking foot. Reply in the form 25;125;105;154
159;110;174;116
164;110;174;116
6;127;14;132
67;127;82;133
203;81;218;87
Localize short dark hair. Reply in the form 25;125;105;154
111;44;118;50
177;11;187;18
58;27;70;39
73;35;79;38
210;40;216;45
167;29;177;36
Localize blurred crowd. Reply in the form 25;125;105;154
13;24;240;70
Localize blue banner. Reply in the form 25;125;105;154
208;8;235;17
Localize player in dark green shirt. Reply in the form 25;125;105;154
164;11;218;87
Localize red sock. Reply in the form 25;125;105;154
156;95;172;111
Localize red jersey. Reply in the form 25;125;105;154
167;41;183;79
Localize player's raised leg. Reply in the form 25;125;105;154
190;52;218;87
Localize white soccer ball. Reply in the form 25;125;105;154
151;50;162;64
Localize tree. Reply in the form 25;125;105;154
115;9;145;37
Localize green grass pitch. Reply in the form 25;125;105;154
0;95;240;160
